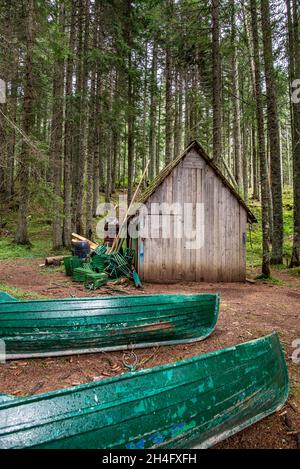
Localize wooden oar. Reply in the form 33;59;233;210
71;233;98;250
110;160;150;253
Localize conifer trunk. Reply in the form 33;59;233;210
212;0;222;163
260;0;283;264
16;0;34;245
250;0;271;277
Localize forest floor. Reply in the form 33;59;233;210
0;258;299;449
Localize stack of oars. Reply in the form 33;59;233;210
110;160;150;254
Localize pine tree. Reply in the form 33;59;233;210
260;0;283;264
250;0;271;277
212;0;222;163
16;0;35;245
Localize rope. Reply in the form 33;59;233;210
122;349;138;372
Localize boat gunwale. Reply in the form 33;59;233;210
0;300;217;320
0;292;219;305
0;331;285;409
1;295;220;360
3;311;218;359
0;351;284;439
0;294;219;317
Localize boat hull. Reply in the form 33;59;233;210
0;333;289;449
0;293;219;359
0;292;17;302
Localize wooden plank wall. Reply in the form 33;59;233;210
139;149;247;282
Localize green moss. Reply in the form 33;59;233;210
288;266;300;277
295;384;300;397
0;209;68;260
38;362;48;368
0;239;53;260
40;265;65;274
254;275;283;285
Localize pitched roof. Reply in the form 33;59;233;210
138;140;257;223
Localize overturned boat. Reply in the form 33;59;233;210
0;292;219;359
0;333;288;449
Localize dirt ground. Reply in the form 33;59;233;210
0;258;299;449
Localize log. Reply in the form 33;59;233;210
246;278;256;284
71;233;98;250
44;256;65;266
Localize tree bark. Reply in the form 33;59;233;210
174;70;183;158
50;0;65;249
16;0;35;245
149;40;157;179
165;39;173;164
126;0;134;205
156;84;162;175
93;70;102;217
63;0;76;247
0;90;8;195
231;0;243;191
105;82;112;203
288;0;300;266
212;0;222;163
6;72;18;199
85;7;97;239
184;71;190;146
250;0;271;277
74;0;89;234
260;0;283;264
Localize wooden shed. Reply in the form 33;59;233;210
129;141;256;283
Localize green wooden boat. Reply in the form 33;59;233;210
0;293;219;359
0;333;288;449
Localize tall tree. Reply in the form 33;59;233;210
63;0;76;246
212;0;222;163
149;40;158;179
250;0;271;277
85;3;97;239
288;0;300;266
6;55;18;199
92;66;103;217
75;0;89;234
230;0;243;191
164;1;174;165
260;0;283;264
15;0;35;244
50;0;65;249
173;70;183;159
242;1;260;199
126;0;134;205
92;0;104;216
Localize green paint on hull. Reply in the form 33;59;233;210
0;333;288;449
0;292;17;302
0;293;219;358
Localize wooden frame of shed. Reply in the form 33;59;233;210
129;141;256;283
